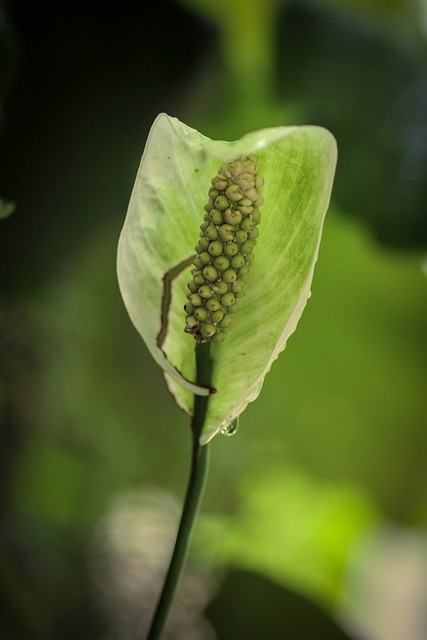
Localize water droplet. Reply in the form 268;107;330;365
220;418;239;437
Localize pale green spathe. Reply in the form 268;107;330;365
117;113;337;443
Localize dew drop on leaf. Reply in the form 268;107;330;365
220;418;239;437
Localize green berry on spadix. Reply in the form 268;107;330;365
184;156;263;343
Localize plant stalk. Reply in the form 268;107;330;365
146;342;213;639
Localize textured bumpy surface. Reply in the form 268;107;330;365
184;156;263;342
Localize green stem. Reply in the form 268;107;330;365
146;342;213;639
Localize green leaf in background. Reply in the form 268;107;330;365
117;113;336;442
178;0;281;97
0;198;15;220
196;466;380;608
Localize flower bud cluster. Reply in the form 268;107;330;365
184;156;263;342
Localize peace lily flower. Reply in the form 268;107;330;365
117;113;337;444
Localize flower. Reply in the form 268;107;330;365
117;113;337;443
184;155;263;344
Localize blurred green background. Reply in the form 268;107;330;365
1;1;426;638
